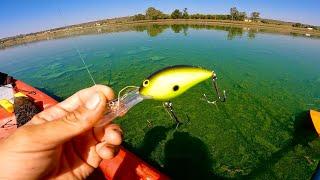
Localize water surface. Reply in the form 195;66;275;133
1;25;320;179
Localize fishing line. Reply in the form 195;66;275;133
107;58;112;85
57;8;96;85
75;49;96;85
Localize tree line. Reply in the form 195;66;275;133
292;22;318;29
133;7;260;22
132;7;319;30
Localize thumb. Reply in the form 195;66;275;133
30;91;107;145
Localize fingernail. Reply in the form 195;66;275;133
85;93;101;110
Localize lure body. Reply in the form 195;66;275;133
96;65;224;127
139;65;214;101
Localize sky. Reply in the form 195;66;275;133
1;0;319;39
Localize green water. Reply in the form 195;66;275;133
1;25;320;179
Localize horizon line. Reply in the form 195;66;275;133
1;13;319;40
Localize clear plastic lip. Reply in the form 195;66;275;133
94;88;145;127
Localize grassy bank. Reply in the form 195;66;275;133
1;18;320;50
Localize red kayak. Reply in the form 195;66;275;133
0;78;169;180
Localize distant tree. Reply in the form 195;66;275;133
171;9;183;19
182;8;189;19
190;13;200;19
146;7;165;20
146;7;156;19
238;12;247;21
312;26;319;30
162;14;170;19
230;7;239;20
251;12;260;21
216;14;230;20
133;14;146;21
292;23;303;28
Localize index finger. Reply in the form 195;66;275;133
33;85;114;123
59;85;115;112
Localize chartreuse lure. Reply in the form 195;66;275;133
139;65;214;100
95;65;226;127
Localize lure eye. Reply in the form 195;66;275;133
143;80;149;87
173;85;179;91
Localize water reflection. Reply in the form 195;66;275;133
226;27;243;40
248;28;258;39
131;24;168;37
133;24;258;40
148;24;169;37
170;24;189;36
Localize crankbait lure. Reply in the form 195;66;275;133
95;65;226;127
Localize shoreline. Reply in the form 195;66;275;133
1;19;320;50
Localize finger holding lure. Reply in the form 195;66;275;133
95;65;226;127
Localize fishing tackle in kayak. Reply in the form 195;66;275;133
95;65;226;127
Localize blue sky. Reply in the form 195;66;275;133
1;0;319;38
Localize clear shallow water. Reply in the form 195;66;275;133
1;25;320;179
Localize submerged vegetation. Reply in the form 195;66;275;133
1;24;320;178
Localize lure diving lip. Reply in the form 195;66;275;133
94;65;225;127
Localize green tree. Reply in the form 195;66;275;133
146;7;165;20
182;8;189;19
230;7;239;20
251;12;260;21
171;9;182;19
190;14;200;19
133;14;146;21
292;23;303;28
238;12;247;21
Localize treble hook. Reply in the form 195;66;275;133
203;74;227;104
163;102;180;124
163;101;190;129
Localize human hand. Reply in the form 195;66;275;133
0;85;123;179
